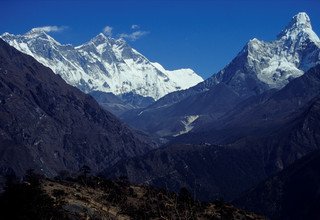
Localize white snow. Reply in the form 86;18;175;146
173;115;199;137
152;62;203;90
0;32;203;100
244;12;320;88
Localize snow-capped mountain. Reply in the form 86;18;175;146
154;12;320;108
212;12;320;93
0;30;203;100
122;12;320;138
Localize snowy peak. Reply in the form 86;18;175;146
246;38;262;52
279;12;312;37
211;12;320;96
251;12;320;86
278;12;319;45
289;12;312;29
90;33;110;44
24;28;57;42
0;29;203;100
77;33;110;49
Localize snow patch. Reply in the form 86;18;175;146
173;115;199;137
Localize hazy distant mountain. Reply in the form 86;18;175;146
0;31;203;101
0;39;154;179
89;91;154;116
122;12;320;138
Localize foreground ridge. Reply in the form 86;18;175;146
0;172;266;220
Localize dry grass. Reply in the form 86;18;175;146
42;178;266;220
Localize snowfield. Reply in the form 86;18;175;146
1;31;203;100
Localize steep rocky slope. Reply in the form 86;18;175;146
106;94;320;201
235;150;320;220
0;39;154;178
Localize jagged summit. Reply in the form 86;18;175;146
219;12;320;90
247;13;316;49
280;12;313;36
25;28;52;38
89;32;111;44
81;12;320;139
168;12;320;102
0;29;203;100
1;32;12;37
290;12;312;29
97;32;108;39
277;12;319;44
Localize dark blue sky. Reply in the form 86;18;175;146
1;0;320;79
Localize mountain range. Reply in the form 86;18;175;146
106;64;320;202
101;12;320;205
1;11;320;220
121;12;320;138
0;30;203;102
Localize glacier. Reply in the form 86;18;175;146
214;12;320;90
1;30;203;100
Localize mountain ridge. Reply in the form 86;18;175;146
106;81;320;201
121;12;320;138
0;38;154;179
1;31;203;100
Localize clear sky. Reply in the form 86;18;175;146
1;0;320;79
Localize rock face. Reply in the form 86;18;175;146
0;39;154;178
122;12;320;138
0;31;203;100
